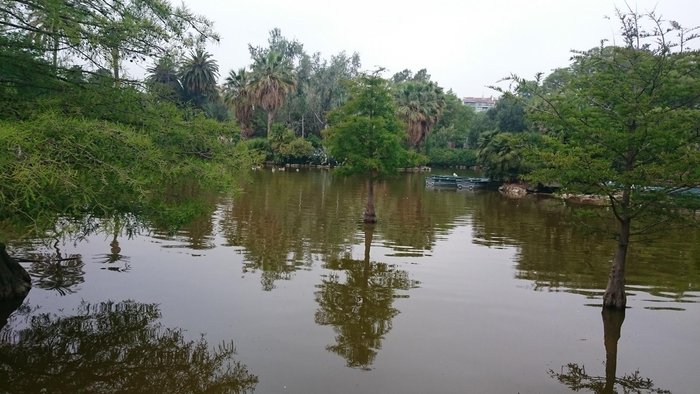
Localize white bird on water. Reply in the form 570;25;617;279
453;172;458;177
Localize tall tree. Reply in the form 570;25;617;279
324;74;409;223
224;68;255;138
394;79;446;149
179;48;219;108
249;50;296;137
520;9;700;309
147;54;184;102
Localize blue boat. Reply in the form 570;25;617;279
425;175;491;190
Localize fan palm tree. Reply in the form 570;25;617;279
179;49;219;108
224;68;255;138
249;51;296;138
395;80;445;149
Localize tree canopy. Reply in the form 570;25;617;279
518;9;700;308
324;73;411;222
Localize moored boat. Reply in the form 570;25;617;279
425;175;491;189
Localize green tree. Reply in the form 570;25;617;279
490;92;527;133
294;51;361;136
147;54;184;103
0;0;217;84
179;48;220;109
324;74;409;223
249;50;297;138
394;78;446;149
424;92;477;166
520;9;700;309
224;68;255;138
0;108;248;301
476;129;542;182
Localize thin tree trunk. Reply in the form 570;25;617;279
603;218;631;309
111;47;120;86
0;243;31;301
52;36;58;68
364;175;377;223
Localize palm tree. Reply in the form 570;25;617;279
394;80;445;149
224;68;254;138
179;49;219;108
249;51;296;138
147;55;184;102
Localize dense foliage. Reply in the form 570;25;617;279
323;74;411;222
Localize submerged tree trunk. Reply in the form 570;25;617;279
0;243;31;301
364;175;377;223
603;218;630;309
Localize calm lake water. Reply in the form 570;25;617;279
2;170;699;393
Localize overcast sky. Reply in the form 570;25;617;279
176;0;699;98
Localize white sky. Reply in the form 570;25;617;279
176;0;699;98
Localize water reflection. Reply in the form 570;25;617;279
549;309;670;394
220;171;364;290
314;225;419;369
21;241;85;296
470;193;700;299
219;171;472;290
0;297;26;331
149;182;221;250
0;300;258;393
93;232;130;272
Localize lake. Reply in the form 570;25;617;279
2;169;699;393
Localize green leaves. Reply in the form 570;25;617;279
324;75;408;177
524;10;700;234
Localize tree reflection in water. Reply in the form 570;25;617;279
20;240;85;296
0;300;258;394
314;225;418;369
549;309;670;394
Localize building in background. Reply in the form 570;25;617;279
462;96;496;112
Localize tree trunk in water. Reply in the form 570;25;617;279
364;176;377;223
0;243;31;301
603;218;630;309
602;308;625;394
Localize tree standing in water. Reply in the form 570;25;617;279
324;73;408;223
521;9;700;309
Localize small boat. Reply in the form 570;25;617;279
425;175;492;190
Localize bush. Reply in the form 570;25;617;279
426;148;477;167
